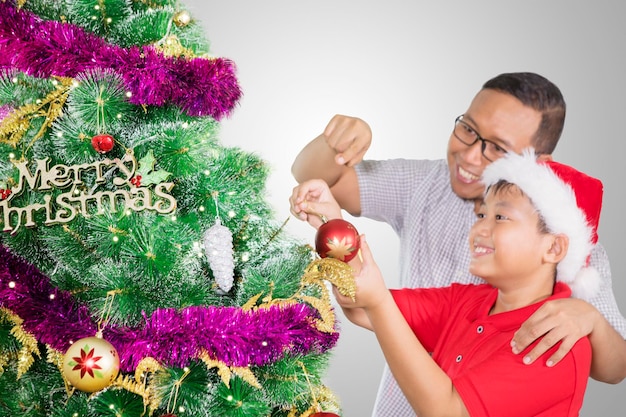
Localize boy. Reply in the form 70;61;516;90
293;150;602;416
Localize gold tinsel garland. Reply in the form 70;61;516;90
0;76;74;153
302;257;357;301
113;357;165;414
0;307;41;378
247;256;356;335
199;352;261;389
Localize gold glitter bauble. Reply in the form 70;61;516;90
62;336;120;392
173;10;191;27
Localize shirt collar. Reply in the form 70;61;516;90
475;282;572;331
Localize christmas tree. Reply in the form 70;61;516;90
0;1;348;415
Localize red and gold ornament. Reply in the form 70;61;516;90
91;133;115;154
311;413;340;417
62;336;120;392
315;218;360;262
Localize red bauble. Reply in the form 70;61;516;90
315;218;360;262
91;134;115;154
311;413;340;417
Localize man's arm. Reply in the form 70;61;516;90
588;314;626;383
291;114;372;216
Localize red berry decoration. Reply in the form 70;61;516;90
315;218;360;262
91;134;115;154
130;175;142;187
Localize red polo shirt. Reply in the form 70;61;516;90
391;282;591;417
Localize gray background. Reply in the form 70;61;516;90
185;1;625;415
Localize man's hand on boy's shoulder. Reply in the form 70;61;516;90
511;298;597;366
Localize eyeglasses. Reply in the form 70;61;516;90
453;115;508;162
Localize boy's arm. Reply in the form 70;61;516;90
336;237;469;417
330;284;373;330
291;114;371;216
367;294;469;417
338;304;372;330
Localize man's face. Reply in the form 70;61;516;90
446;89;543;201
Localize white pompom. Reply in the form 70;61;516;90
568;266;601;302
203;218;234;293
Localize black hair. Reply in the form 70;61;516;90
483;72;566;155
487;180;550;234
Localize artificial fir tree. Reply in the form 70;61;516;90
0;1;352;416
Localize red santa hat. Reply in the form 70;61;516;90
481;149;603;301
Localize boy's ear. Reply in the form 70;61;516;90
536;153;553;162
545;234;568;264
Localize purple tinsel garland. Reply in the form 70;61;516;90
0;2;242;120
0;105;11;122
0;245;338;372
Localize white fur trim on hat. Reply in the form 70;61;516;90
481;149;599;300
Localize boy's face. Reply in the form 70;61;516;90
446;89;543;201
468;185;555;290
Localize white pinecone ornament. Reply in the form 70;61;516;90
203;217;234;293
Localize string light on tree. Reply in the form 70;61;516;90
173;10;191;27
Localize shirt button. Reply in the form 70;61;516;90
477;325;484;334
456;355;463;363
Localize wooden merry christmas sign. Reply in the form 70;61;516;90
1;152;176;233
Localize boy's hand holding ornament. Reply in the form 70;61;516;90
290;179;361;300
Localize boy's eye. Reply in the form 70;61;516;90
495;214;507;220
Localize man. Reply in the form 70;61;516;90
290;72;626;416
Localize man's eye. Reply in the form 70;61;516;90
486;141;507;154
463;125;476;136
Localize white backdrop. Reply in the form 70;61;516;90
185;1;626;415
